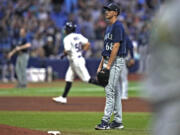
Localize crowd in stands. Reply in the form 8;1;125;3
0;0;153;57
0;0;153;81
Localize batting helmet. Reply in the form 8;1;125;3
65;22;77;34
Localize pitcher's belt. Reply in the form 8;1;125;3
103;55;125;60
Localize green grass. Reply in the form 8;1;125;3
0;81;141;97
0;111;150;135
0;81;150;135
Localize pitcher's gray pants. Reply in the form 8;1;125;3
102;57;125;123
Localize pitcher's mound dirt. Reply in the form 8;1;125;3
0;124;49;135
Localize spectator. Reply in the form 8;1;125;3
43;36;55;58
0;0;154;71
0;51;15;83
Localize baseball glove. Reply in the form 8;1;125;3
97;68;110;87
57;53;66;60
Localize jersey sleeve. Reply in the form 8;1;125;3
63;37;71;51
113;23;123;43
79;34;88;45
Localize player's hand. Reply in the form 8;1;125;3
15;46;21;51
127;59;135;67
129;59;135;65
97;68;102;74
106;65;111;70
7;52;13;59
101;68;110;75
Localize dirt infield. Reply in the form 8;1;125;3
0;124;49;135
0;97;150;112
0;74;146;135
0;96;150;135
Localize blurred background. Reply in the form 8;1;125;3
0;0;153;82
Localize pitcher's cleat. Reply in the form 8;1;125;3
109;120;124;129
95;120;110;130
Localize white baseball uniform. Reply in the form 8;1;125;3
63;33;91;82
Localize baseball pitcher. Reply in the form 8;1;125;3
95;2;127;130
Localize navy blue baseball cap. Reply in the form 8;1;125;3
103;3;120;15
